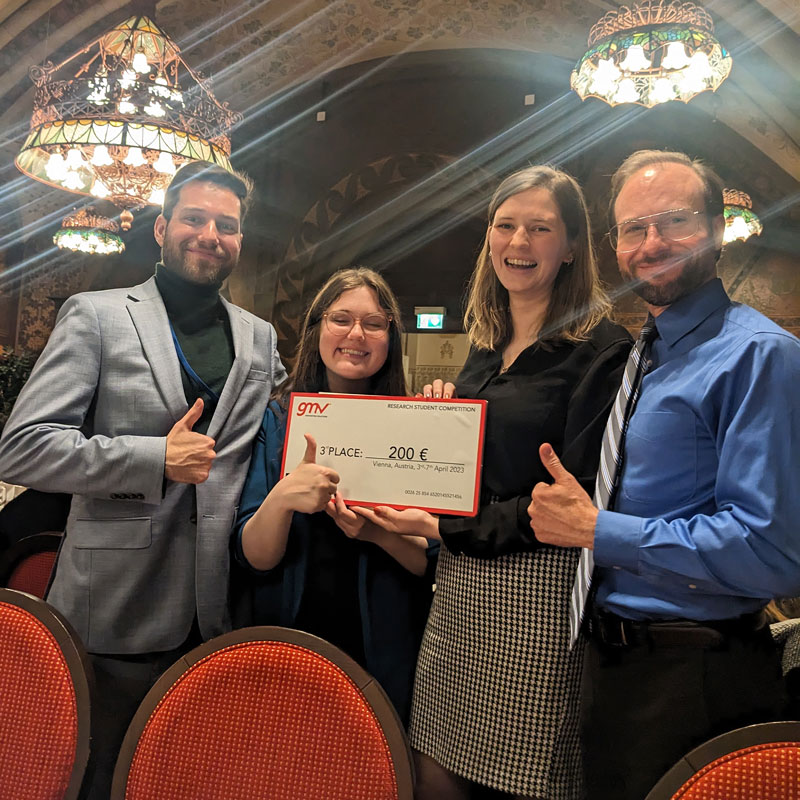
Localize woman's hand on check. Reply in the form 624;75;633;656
325;492;372;540
276;434;340;515
417;379;456;399
352;505;441;540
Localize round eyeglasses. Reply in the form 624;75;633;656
609;209;706;253
323;310;392;337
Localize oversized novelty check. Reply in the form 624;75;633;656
281;393;487;516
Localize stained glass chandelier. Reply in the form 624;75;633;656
54;208;125;255
16;15;241;229
571;1;732;108
722;189;763;244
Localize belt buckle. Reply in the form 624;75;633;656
607;615;629;647
591;612;631;648
616;617;629;646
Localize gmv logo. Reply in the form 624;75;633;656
296;401;330;416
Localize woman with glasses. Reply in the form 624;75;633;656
360;166;633;799
233;267;433;721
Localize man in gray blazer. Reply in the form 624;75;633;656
0;161;286;795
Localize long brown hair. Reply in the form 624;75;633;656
464;165;612;351
273;267;407;405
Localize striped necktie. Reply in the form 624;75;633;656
568;315;658;644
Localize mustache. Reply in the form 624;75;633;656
182;242;226;257
629;236;720;265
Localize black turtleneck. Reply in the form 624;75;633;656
155;263;234;434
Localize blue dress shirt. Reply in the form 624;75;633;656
594;278;800;621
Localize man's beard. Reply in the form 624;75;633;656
161;234;234;287
622;249;718;308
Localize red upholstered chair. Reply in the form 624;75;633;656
0;587;93;800
112;627;414;800
0;532;62;597
644;721;800;799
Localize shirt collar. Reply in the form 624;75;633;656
653;278;730;349
154;261;222;324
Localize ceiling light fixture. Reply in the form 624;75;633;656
722;189;763;244
571;1;732;108
16;15;241;229
53;208;125;255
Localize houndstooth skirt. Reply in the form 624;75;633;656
409;545;585;798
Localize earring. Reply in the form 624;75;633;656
563;258;574;267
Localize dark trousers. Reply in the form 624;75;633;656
581;622;786;800
87;626;202;799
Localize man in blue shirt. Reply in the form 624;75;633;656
528;149;800;800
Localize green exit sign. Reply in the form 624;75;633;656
417;313;444;329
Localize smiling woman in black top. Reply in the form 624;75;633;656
360;166;633;799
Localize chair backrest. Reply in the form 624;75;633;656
0;588;93;800
644;721;800;800
112;626;414;800
0;532;62;597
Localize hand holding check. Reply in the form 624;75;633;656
241;434;340;573
335;499;432;577
353;505;441;540
527;443;598;549
326;491;371;539
276;434;340;515
419;379;457;399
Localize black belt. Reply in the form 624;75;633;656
587;608;767;649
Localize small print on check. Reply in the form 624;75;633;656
281;393;487;516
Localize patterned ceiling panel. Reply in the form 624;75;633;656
0;0;797;179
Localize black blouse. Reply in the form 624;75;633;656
438;318;633;558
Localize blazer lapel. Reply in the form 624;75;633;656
207;299;254;440
127;277;187;421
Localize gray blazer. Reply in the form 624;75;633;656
0;276;285;654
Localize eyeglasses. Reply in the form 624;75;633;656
323;310;392;337
609;209;706;253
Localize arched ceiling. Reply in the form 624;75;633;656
1;0;797;353
0;0;797;181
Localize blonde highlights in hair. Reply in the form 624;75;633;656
464;165;611;351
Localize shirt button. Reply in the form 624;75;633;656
613;566;621;571
688;584;697;589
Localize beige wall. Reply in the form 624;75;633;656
404;333;470;394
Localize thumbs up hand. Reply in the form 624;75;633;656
299;433;318;466
274;434;340;514
165;398;217;484
527;443;598;549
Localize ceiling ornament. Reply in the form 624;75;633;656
53;208;125;255
722;189;763;244
16;15;241;230
571;1;732;108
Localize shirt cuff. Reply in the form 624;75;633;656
135;435;169;504
593;509;643;573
